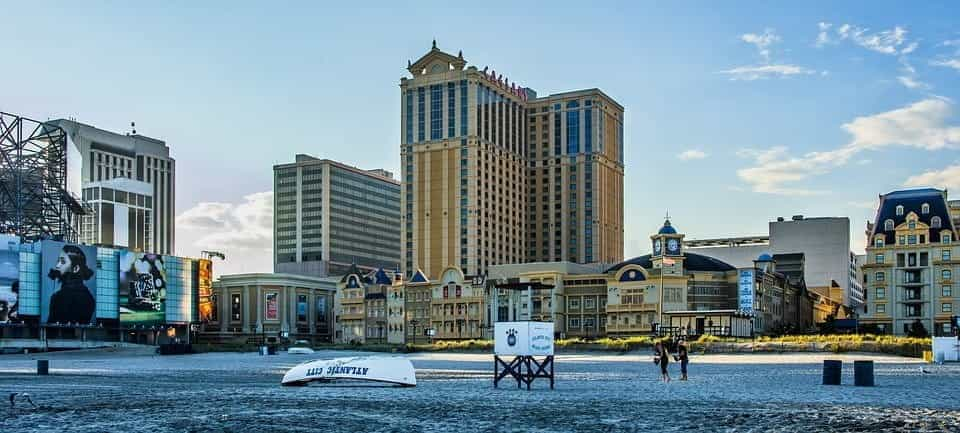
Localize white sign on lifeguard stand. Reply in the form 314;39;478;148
493;322;555;390
932;337;960;363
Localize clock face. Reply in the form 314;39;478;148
653;239;662;255
667;238;680;255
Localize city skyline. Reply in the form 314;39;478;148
3;2;959;275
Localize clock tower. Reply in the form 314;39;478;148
650;218;685;275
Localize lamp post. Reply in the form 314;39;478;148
410;320;418;345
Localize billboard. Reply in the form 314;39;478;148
197;259;215;322
265;292;279;320
41;241;97;324
119;251;166;325
494;321;555;356
0;250;20;323
738;269;755;313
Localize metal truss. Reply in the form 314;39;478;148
0;112;82;242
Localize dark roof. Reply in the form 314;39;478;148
605;252;737;274
658;219;678;234
339;263;364;283
410;269;429;283
372;268;392;285
872;188;953;245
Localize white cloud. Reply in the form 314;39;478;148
737;98;960;195
678;150;707;160
741;28;781;62
720;64;816;80
932;58;960;71
815;22;833;47
177;191;273;274
828;23;915;55
897;75;929;89
724;28;819;80
903;163;960;190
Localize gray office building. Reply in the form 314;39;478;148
687;216;864;308
274;155;400;277
52;119;175;255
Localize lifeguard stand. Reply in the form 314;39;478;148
493;321;555;390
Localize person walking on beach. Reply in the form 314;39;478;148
654;341;671;382
677;339;689;381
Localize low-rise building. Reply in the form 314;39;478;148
207;273;337;345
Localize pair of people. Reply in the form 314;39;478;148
653;339;689;382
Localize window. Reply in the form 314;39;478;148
584;298;595;309
884;219;895;231
430;85;442;140
943;303;953;313
875;287;885;299
875;254;884;264
568;298;580;309
944;250;952;261
875;272;885;282
922;203;930;214
877;303;885;313
566;109;579;154
943;269;953;280
231;294;241;321
908;221;916;230
896;205;904;216
908;235;917;245
443;286;449;298
898;235;906;245
417;87;425;141
943;285;952;297
568;317;581;328
944;234;953;244
874;238;884;247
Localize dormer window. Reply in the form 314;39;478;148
896;205;904;216
921;203;930;214
884;219;894;231
909;221;916;230
931;216;942;229
874;238;884;247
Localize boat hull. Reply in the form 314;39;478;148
281;356;417;387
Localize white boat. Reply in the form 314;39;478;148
281;356;417;387
287;347;315;355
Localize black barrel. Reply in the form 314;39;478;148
37;360;49;375
854;360;874;387
822;360;842;385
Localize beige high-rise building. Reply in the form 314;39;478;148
400;41;624;279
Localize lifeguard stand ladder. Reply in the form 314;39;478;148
494;354;554;390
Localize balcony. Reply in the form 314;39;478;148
606;303;658;313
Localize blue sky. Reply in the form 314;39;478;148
3;2;959;275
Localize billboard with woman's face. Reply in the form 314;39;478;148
0;250;20;324
119;250;167;325
41;241;97;324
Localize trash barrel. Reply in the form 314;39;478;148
822;359;842;385
37;360;49;375
854;360;874;387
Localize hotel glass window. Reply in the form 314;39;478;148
898;235;906;245
231;294;241;321
944;250;952;261
417;87;425;141
943;303;953;313
430;84;442;140
884;219;894;231
584;298;596;309
568;298;580;309
943;269;952;280
908;221;916;230
875;272;885;282
877;303;885;313
944;234;953;244
875;287;885;299
874;238;884;247
943;285;952;297
931;216;942;228
896;205;904;216
568;317;581;329
875;254;884;264
584;317;595;328
922;203;930;214
908;235;917;245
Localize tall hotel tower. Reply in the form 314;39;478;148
400;41;624;279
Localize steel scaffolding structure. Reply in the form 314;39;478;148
0;111;83;242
